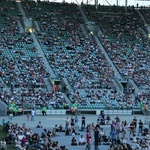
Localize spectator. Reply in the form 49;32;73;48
106;115;111;125
74;115;79;132
0;138;7;150
86;130;92;150
130;121;135;138
79;135;86;145
81;115;86;129
36;121;43;128
71;137;78;146
71;116;75;128
65;117;70;129
27;113;30;121
110;128;117;145
31;109;35;121
41;106;47;116
132;134;137;143
94;126;100;150
138;119;143;136
2;119;7;131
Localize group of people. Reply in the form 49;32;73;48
92;6;150;91
63;112;150;150
1;111;150;150
1;118;69;150
0;0;149;115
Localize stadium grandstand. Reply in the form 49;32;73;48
0;0;150;150
0;0;149;118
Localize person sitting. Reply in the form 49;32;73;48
54;124;60;132
36;121;43;128
52;127;59;137
72;127;80;135
132;134;137;143
102;132;110;145
135;140;141;149
47;130;52;138
0;138;7;150
41;129;47;138
71;137;78;146
5;134;12;144
79;135;86;145
58;124;64;132
15;137;22;150
120;137;127;144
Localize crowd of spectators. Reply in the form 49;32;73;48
0;1;50;90
1;110;150;150
1;118;68;150
0;87;68;110
22;1;115;90
66;87;140;110
139;7;150;25
82;5;150;91
0;1;149;111
135;91;150;110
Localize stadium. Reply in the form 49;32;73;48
0;0;150;150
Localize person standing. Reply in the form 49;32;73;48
27;112;30;121
129;121;135;138
75;115;79;132
133;116;137;132
41;106;47;116
65;117;70;129
138;119;143;136
86;130;92;150
31;108;35;121
9;110;13;123
81;115;86;129
110;128;117;145
71;116;75;128
94;127;99;150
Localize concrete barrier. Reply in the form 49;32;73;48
35;109;66;115
96;109;132;115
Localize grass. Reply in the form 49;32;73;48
0;125;16;150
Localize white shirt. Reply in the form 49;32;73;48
79;137;85;143
31;109;35;116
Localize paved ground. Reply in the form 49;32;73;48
0;113;148;150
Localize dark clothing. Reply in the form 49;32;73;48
133;118;137;128
71;118;74;126
94;129;99;150
81;116;85;128
71;138;77;145
139;121;143;134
